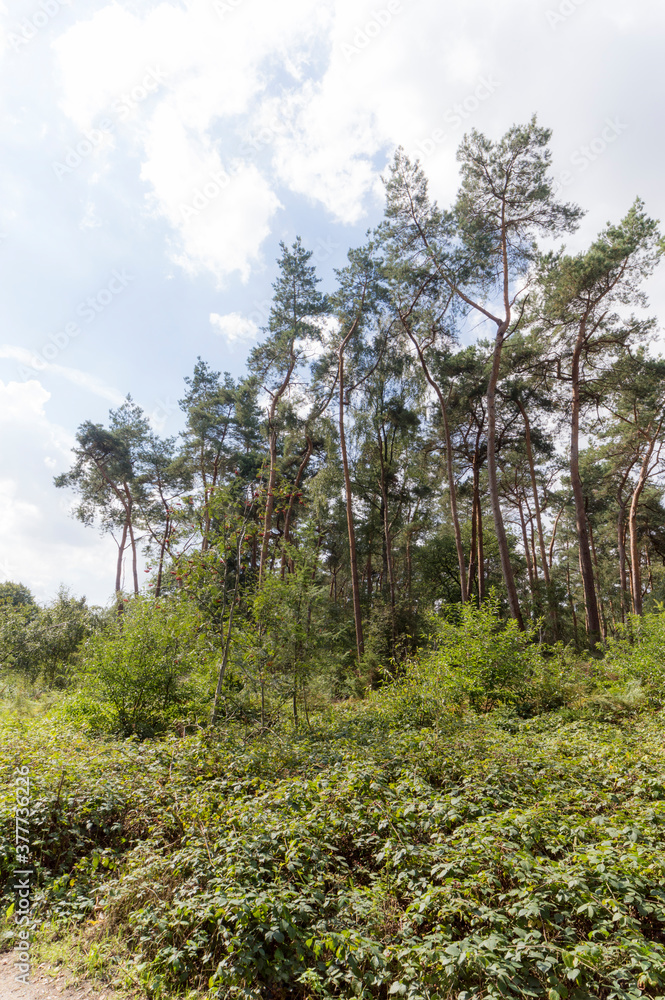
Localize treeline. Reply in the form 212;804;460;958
54;116;665;672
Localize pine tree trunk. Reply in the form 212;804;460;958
487;326;524;626
477;488;485;603
467;470;478;599
588;519;608;640
404;328;468;601
629;435;659;615
570;331;601;645
617;500;629;624
281;437;313;577
339;351;364;661
518;499;535;599
517;401;551;588
155;514;170;598
378;430;396;645
115;520;129;596
258;428;278;584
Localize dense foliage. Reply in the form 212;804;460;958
2;702;664;999
2;606;665;998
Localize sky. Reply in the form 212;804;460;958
0;0;663;606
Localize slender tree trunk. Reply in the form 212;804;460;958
259;353;297;583
200;449;210;553
115;520;129;596
646;544;654;595
377;431;396;643
565;535;579;646
477;489;485;603
528;513;540;583
629;433;659;615
127;516;139;596
155;515;170;598
211;526;246;725
404;329;468;601
339;351;364;661
570;332;601;645
588;519;608;640
406;527;413;606
281;437;313;577
617;500;629;624
517;401;551;587
467;468;478;599
259;431;278;584
548;506;565;570
487;326;523;626
518;498;535;598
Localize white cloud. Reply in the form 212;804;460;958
0;346;125;404
140;105;281;281
0;376;50;420
0;379;119;603
51;0;331;281
210;311;259;344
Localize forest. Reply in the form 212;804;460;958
2;118;665;1000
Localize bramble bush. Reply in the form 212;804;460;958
1;710;664;999
2;598;665;999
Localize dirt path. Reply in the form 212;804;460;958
0;953;118;1000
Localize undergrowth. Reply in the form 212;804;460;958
1;704;665;1000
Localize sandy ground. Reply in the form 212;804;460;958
0;953;119;1000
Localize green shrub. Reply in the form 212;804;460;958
0;587;102;687
605;609;665;706
384;596;573;726
78;596;205;735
